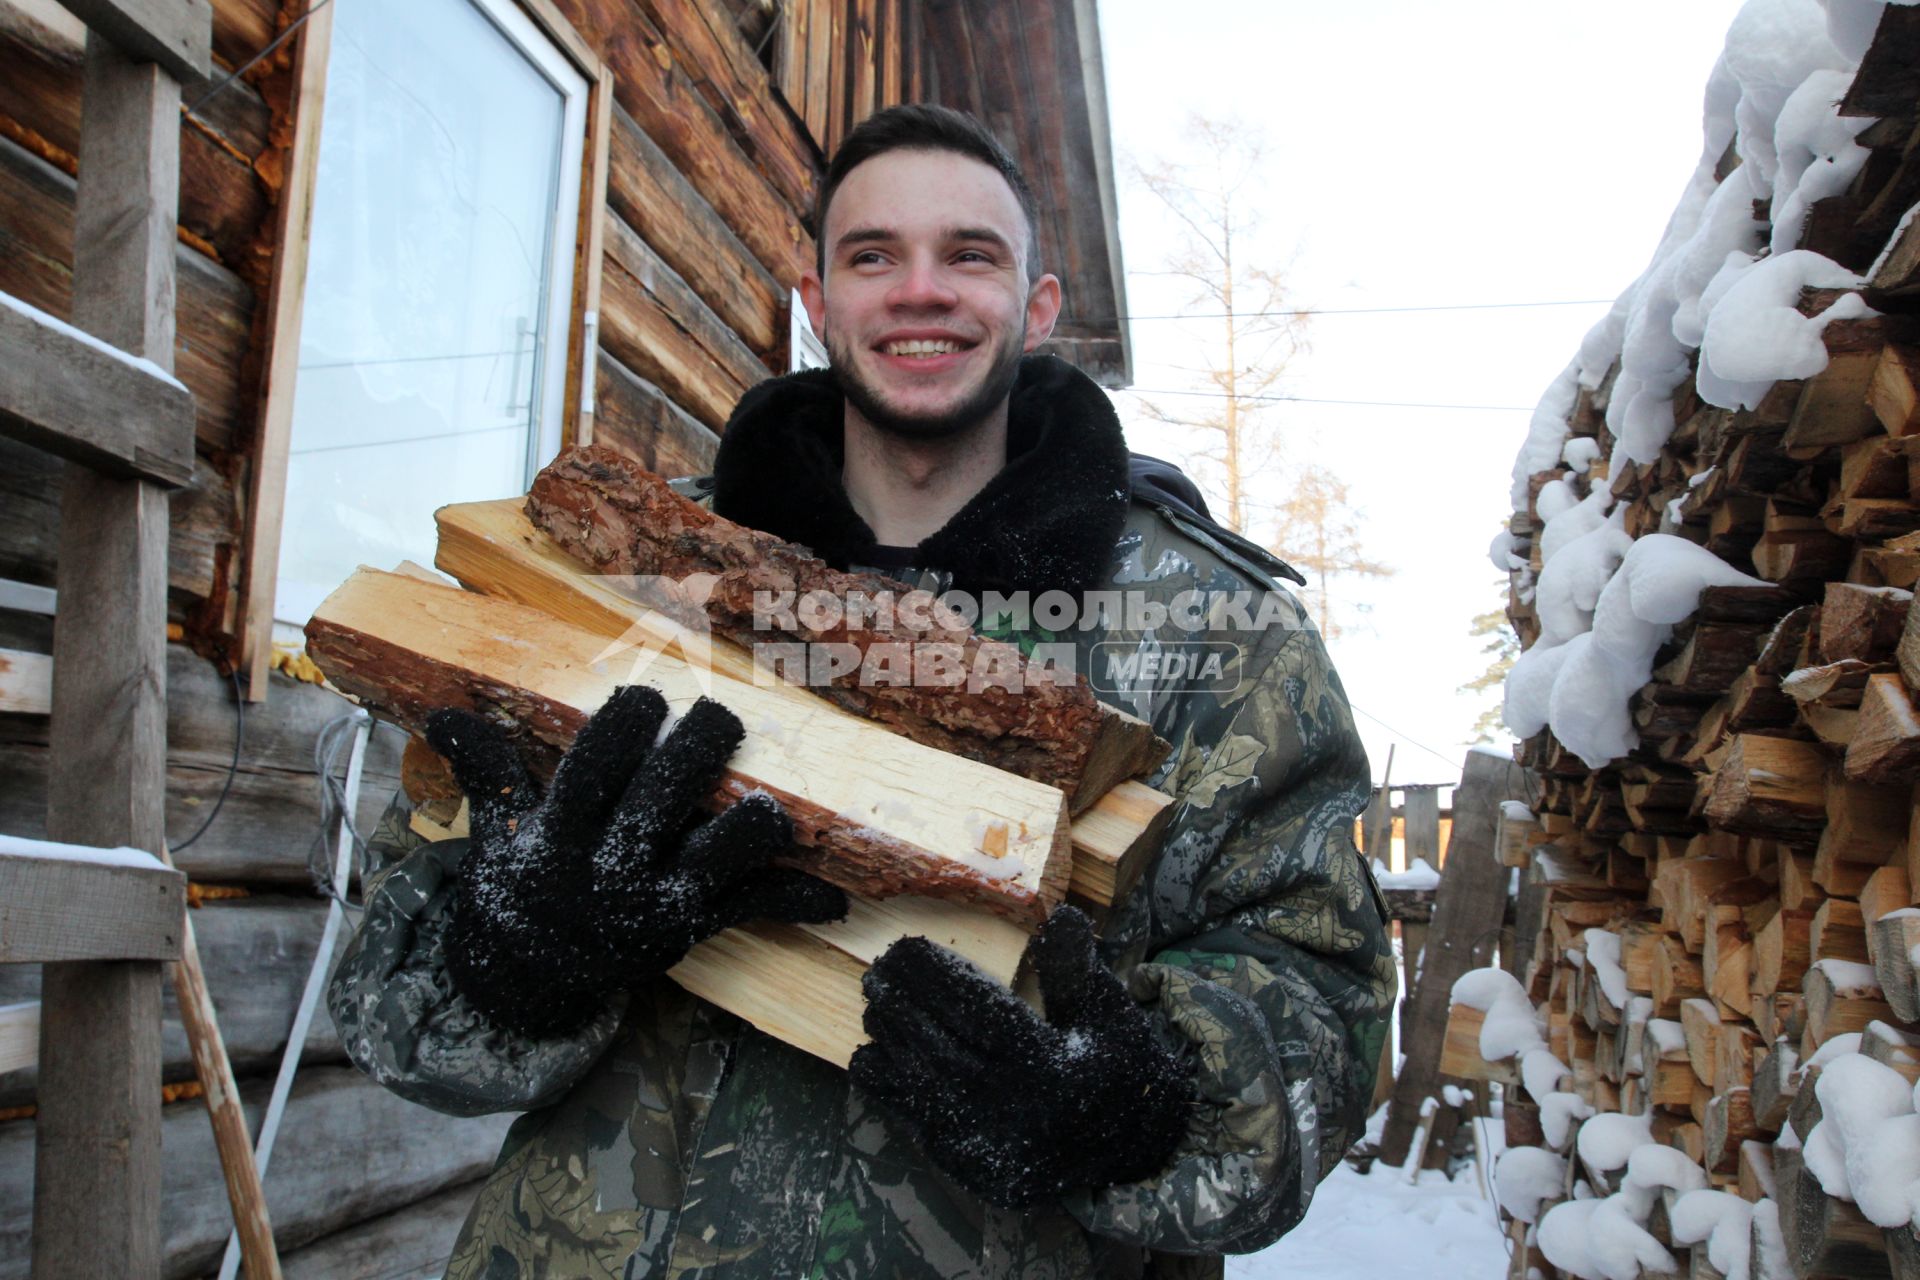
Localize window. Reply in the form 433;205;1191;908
273;0;590;626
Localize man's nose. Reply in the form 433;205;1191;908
887;255;958;309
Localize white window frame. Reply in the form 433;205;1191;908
468;0;591;475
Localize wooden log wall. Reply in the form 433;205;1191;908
1478;10;1920;1279
0;0;1108;1268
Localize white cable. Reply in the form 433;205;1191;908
217;710;371;1280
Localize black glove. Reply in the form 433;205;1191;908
425;685;848;1039
850;905;1194;1208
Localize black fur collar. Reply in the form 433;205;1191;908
710;355;1131;599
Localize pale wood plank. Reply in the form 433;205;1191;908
0;846;184;962
238;0;333;700
0;1002;38;1074
0;292;194;486
0;648;51;714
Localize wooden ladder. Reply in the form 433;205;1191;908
0;2;275;1274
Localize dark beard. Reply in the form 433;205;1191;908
828;332;1025;442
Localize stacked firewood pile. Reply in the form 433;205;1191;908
1464;7;1920;1279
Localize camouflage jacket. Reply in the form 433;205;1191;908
329;360;1394;1279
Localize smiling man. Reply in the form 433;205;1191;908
331;104;1394;1280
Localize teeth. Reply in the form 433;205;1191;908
885;339;962;357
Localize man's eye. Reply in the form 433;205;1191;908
851;250;887;266
955;250;993;264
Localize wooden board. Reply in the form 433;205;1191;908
0;840;184;963
1379;749;1528;1165
305;566;1072;924
0;289;194;487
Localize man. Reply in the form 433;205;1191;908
331;104;1393;1278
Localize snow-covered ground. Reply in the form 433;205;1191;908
1228;1106;1512;1279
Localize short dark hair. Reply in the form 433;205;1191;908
814;104;1042;281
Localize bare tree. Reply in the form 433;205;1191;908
1267;463;1393;639
1132;116;1308;534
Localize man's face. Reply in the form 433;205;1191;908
802;149;1062;441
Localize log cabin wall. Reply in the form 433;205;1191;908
0;0;1126;1271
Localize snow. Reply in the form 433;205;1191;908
1562;437;1603;473
1671;1189;1754;1280
1575;1111;1653;1175
0;833;165;872
1496;1146;1566;1223
1648;1018;1687;1058
1522;1048;1573;1103
1451;967;1549;1063
1500;800;1535;823
1812;957;1879;990
1373;858;1441;890
1806;1030;1863;1067
1538;1195;1677;1280
1538;535;1768;766
0;292;187;392
1697;250;1873;408
1541;1093;1595;1149
1752;1197;1792;1280
1804;1053;1920;1227
1226;1108;1508;1280
1583;929;1631;1008
1511;362;1580;511
1767;68;1873;255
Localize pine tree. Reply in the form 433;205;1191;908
1460;591;1520;743
1267;463;1393;639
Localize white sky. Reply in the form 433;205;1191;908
1096;0;1751;789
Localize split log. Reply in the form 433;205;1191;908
1778;1151;1894;1279
1812;898;1871;967
1871;344;1920;437
305;566;1071;924
1754;907;1816;996
1703;736;1829;837
1870;909;1920;1022
1820;583;1913;663
1751;1039;1798;1132
518;451;1169;812
1848;673;1920;783
1703;1087;1755;1174
1804;958;1897;1049
430;497;1175;906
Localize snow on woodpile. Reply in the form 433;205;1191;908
1498;0;1920;771
1481;5;1920;1276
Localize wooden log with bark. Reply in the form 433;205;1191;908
305;566;1073;925
521;446;1169;814
430;497;1176;909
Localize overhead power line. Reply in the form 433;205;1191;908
1093;298;1613;323
1123;387;1537;411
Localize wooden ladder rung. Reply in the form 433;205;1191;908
0;292;196;488
0;834;185;964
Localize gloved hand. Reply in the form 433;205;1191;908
426;685;848;1039
850;904;1193;1208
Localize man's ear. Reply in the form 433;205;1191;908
800;268;828;342
1022;274;1062;353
